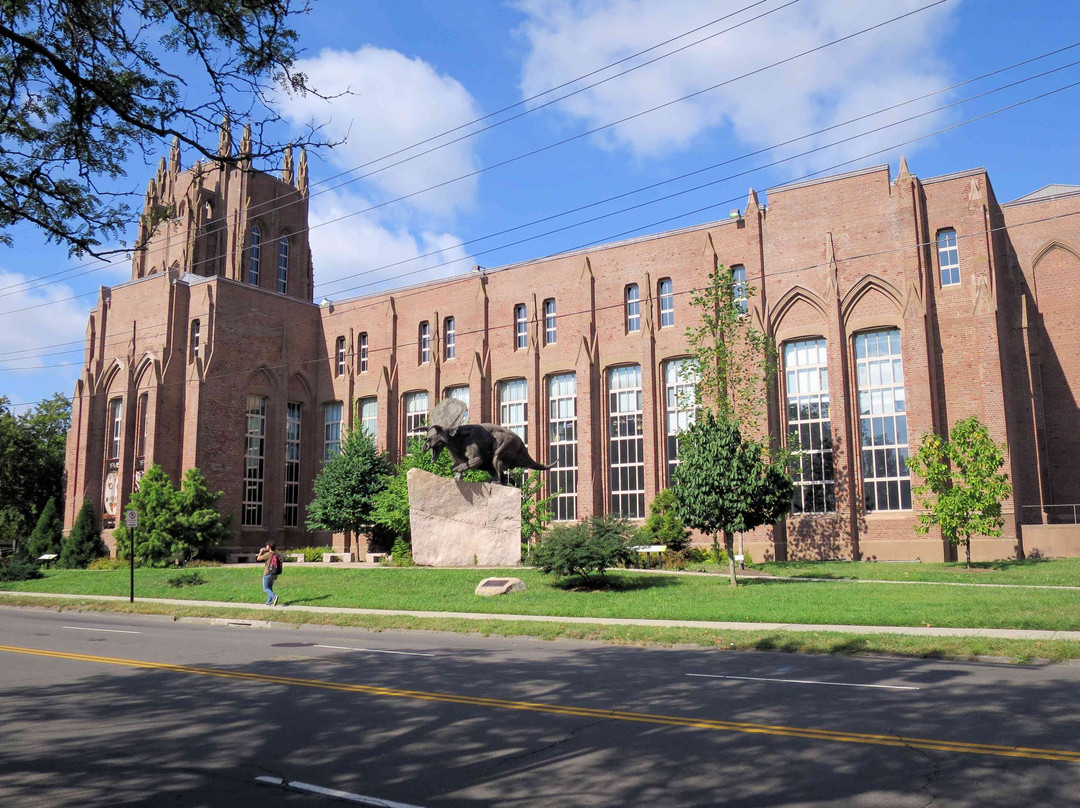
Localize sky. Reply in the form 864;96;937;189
2;0;1079;414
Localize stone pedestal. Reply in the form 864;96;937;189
407;468;522;567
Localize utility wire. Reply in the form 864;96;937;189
0;0;941;301
2;58;1078;364
0;0;796;296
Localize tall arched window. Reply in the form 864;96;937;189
277;236;289;293
248;226;262;285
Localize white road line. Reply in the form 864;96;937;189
686;673;920;690
315;644;434;657
63;626;141;635
255;775;426;806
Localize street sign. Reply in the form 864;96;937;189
125;509;138;528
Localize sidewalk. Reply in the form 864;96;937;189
6;590;1080;642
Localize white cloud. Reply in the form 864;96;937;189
308;190;473;298
514;0;958;168
0;270;90;409
279;46;484;218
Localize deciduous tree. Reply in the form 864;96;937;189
0;0;329;256
672;411;792;586
907;416;1012;567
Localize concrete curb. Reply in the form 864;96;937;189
3;591;1079;642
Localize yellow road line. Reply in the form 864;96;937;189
3;643;1078;763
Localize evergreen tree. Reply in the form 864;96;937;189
27;497;63;559
174;468;232;562
114;464;229;566
60;499;107;568
307;426;393;545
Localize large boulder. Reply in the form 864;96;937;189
407;468;522;567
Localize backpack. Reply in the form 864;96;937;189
269;552;283;575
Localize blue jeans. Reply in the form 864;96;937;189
262;573;277;604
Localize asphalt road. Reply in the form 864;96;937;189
1;607;1078;807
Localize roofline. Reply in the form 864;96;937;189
326;215;743;308
921;166;987;185
766;164;890;195
1003;186;1080;208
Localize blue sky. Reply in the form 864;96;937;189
2;0;1078;413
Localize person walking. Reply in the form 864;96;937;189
256;543;281;606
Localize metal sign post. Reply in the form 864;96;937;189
125;509;139;603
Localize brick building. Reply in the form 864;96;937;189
63;135;1080;561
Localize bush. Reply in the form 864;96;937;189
88;558;128;570
636;489;691;552
60;499;107;568
184;559;223;567
683;547;710;564
167;571;206;588
530;514;637;581
27;497;63;559
0;555;42;582
297;545;333;562
390;537;414;566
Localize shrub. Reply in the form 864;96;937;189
60;499;107;569
167;571;205;588
530;514;637;581
88;558;128;570
390;537;414;566
636;489;691;552
184;559;223;567
113;465;230;566
297;545;333;562
27;497;63;559
0;555;42;582
683;547;710;564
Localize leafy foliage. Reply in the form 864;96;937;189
671;411;792;585
167;571;206;588
27;497;63;559
635;488;691;552
0;393;70;552
307;425;393;543
0;0;328;255
530;515;637;582
509;469;556;545
684;264;776;422
60;499;108;569
295;545;334;563
907;416;1012;567
370;438;488;544
113;465;230;566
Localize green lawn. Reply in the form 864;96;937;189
3;564;1078;631
755;558;1080;586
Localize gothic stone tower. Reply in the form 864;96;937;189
64;122;325;553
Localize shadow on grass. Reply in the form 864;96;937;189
280;594;333;606
550;574;682;593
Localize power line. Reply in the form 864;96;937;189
2;59;1078;366
0;0;943;304
0;0;796;297
6;185;1079;404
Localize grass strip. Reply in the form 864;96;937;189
3;566;1078;631
753;558;1080;586
4;594;1078;664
